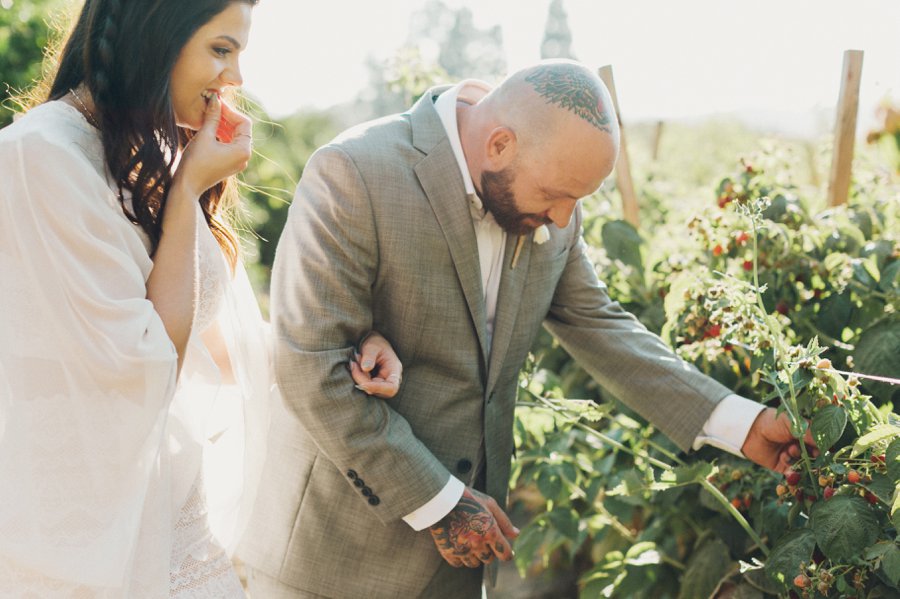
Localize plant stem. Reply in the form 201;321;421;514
699;479;770;556
519;392;769;555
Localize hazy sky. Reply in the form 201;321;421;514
241;0;900;136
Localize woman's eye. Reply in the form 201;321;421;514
213;47;231;57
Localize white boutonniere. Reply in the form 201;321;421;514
511;225;551;269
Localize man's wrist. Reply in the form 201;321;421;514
402;476;465;531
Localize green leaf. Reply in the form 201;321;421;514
851;257;879;287
887;437;900;483
730;583;764;599
602;220;644;276
672;461;714;485
879;260;900;293
852;424;900;457
816;292;853;339
853;320;900;404
765;529;816;586
677;539;734;599
546;507;580;542
883;544;900;586
867;472;896;504
810;496;880;562
811;405;848;451
743;568;783;595
891;486;900;530
624;541;660;566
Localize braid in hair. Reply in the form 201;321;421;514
83;0;121;127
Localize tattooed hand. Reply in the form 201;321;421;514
428;488;519;568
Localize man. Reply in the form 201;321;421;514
239;60;814;598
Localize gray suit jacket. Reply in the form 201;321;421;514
238;87;731;597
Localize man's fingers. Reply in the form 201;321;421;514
486;499;519;540
487;538;513;561
359;380;399;398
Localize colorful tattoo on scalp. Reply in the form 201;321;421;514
525;66;613;133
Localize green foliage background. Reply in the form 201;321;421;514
3;2;898;597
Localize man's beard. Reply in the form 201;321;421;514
478;167;550;236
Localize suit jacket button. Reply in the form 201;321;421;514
457;459;472;474
354;478;365;488
347;470;358;480
361;486;372;497
368;496;380;506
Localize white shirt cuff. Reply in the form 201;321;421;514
692;394;766;457
401;476;465;531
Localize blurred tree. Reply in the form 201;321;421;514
238;102;341;295
541;0;576;60
353;0;506;124
436;7;506;81
0;0;65;127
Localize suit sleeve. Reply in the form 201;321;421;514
271;145;452;524
543;207;732;451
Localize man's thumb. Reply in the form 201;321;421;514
357;346;376;372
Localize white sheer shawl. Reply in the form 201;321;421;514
0;101;270;597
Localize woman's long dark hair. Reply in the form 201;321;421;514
47;0;259;268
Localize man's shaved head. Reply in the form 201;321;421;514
456;60;620;234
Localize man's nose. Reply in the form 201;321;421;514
547;199;579;228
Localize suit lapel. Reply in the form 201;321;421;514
486;233;532;394
411;90;490;367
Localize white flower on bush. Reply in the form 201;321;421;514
534;224;550;244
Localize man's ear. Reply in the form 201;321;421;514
485;127;517;169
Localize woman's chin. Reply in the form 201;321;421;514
174;112;203;132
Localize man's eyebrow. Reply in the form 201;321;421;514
215;35;242;49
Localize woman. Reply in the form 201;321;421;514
0;0;400;596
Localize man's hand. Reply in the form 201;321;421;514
742;407;819;474
429;488;519;568
349;332;403;398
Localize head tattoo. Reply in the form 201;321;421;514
524;65;612;134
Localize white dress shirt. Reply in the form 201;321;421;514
402;83;765;531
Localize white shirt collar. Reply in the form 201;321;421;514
434;81;491;209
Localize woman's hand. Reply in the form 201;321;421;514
350;332;403;398
174;93;252;198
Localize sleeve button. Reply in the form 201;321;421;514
457;459;472;474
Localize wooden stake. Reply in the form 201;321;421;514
651;120;664;162
598;65;640;228
826;50;864;207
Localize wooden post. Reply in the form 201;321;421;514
826;50;864;206
598;65;639;228
651;120;664;162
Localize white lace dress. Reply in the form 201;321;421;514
167;229;246;598
0;101;269;597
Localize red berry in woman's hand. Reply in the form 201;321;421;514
786;471;801;486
